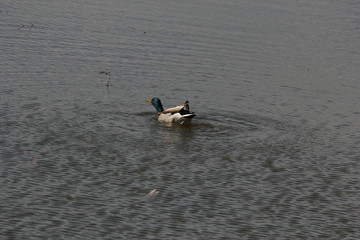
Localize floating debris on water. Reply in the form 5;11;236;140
99;71;111;76
18;24;25;30
146;189;160;197
102;76;111;87
24;148;35;152
18;22;34;31
99;71;112;88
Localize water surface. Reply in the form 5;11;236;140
1;0;359;239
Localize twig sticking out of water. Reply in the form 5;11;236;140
28;22;34;31
99;71;112;88
103;76;111;87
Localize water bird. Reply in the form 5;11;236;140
147;97;196;124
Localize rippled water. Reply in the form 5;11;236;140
1;0;360;239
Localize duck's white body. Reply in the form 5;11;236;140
158;111;195;124
147;98;196;124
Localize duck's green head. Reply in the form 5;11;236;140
147;97;164;113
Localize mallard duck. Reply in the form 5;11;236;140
147;97;196;124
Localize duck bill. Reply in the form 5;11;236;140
146;99;152;103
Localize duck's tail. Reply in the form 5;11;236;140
181;113;196;119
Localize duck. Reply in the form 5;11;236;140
147;97;196;124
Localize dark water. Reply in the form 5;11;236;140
1;0;359;239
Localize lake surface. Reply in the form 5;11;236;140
1;0;359;239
